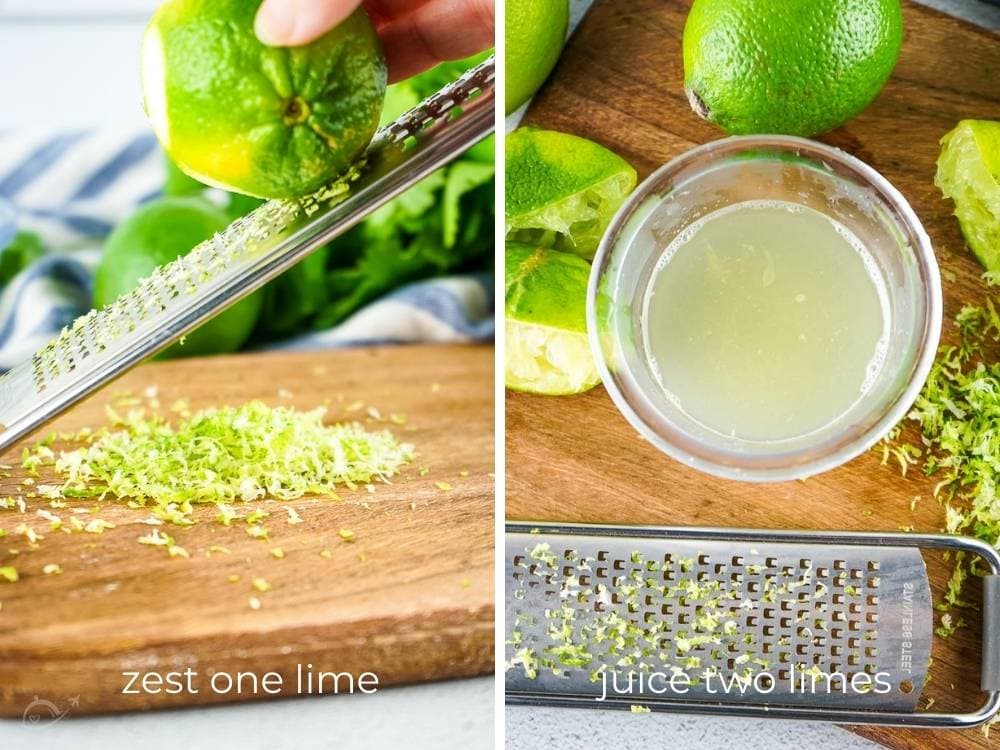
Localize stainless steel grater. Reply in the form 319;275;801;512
0;57;494;452
505;522;1000;728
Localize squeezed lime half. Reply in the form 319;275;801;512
505;128;636;260
936;119;1000;271
505;242;600;395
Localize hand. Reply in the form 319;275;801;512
255;0;494;82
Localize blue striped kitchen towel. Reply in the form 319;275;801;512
0;130;494;371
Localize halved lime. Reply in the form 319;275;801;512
936;119;1000;271
505;242;599;395
505;127;636;260
142;0;386;199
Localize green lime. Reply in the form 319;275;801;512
94;196;263;358
0;231;44;285
505;127;636;260
142;0;386;199
163;153;207;197
683;0;902;136
937;120;1000;271
505;242;599;395
505;0;569;114
224;192;266;221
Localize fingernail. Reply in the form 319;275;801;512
255;0;296;46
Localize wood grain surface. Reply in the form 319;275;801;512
0;344;493;715
507;2;1000;748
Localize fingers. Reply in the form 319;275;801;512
361;0;435;27
255;0;432;46
255;0;495;83
255;0;363;46
378;0;494;82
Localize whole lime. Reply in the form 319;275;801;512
505;0;569;114
142;0;386;198
163;153;207;197
683;0;903;137
94;197;263;358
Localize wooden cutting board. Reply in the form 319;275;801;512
0;344;493;716
507;2;1000;748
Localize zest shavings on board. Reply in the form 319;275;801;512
882;273;1000;642
0;397;415;597
26;400;414;517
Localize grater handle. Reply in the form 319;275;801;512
983;576;1000;691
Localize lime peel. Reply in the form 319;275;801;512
505;128;637;260
506;318;600;395
936;119;1000;271
505;243;600;396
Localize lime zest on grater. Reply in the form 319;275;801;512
0;57;494;452
505;522;1000;728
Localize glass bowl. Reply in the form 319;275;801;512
588;135;941;482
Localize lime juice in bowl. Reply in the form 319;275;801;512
588;136;941;481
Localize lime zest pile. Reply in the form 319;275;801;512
882;273;1000;633
936;120;1000;272
883;277;1000;544
0;400;416;586
24;400;413;526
